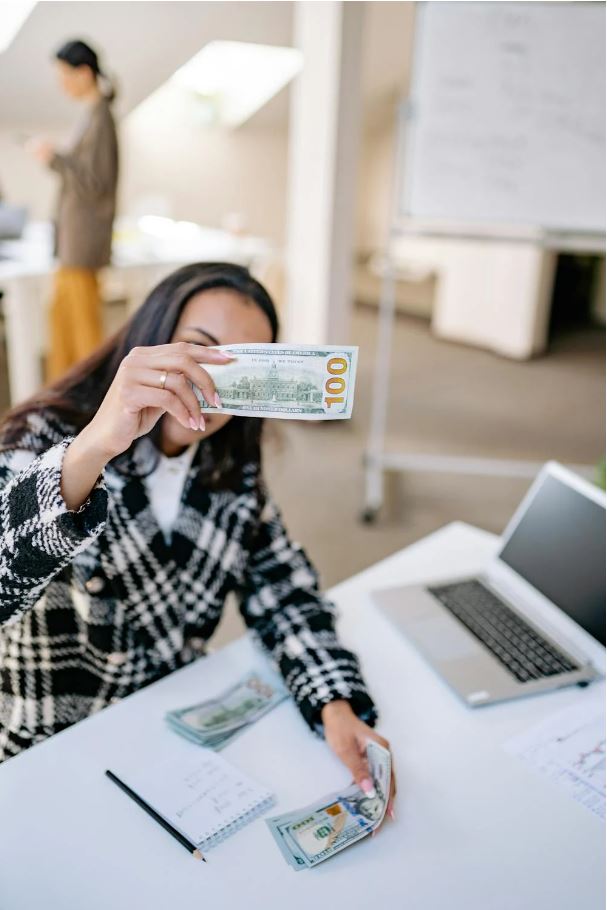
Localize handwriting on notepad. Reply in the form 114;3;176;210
176;762;257;820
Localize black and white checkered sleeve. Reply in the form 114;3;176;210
0;439;108;626
238;496;378;735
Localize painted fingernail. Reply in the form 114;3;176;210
360;778;376;798
214;392;222;409
199;415;206;431
188;418;197;431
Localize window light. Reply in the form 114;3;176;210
171;40;302;128
0;1;36;54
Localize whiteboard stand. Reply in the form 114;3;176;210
362;262;397;522
360;101;601;523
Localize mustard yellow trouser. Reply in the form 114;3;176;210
47;267;103;381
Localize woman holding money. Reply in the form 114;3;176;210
0;262;395;818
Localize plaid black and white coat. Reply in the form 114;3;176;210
0;414;376;761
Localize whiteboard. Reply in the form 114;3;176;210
401;2;606;233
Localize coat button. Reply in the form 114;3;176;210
187;637;207;654
85;576;104;594
107;652;127;667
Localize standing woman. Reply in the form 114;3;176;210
30;39;119;380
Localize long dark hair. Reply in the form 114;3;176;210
55;39;117;103
1;263;279;490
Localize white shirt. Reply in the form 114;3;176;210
143;444;197;543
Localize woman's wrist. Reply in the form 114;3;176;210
70;423;116;467
61;426;111;511
321;699;355;725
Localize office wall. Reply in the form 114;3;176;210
0;130;61;216
120;87;289;243
119;84;403;253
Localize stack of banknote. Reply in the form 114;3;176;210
166;670;289;750
193;343;358;420
267;740;392;870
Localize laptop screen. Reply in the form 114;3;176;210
499;473;606;645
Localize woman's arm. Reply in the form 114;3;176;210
0;439;108;627
0;342;231;626
61;425;112;510
238;494;396;818
238;496;377;729
49;107;117;202
240;501;400;772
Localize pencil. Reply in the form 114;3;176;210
105;769;207;862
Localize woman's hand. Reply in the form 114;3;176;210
27;137;55;165
83;342;232;461
61;342;232;511
321;699;396;822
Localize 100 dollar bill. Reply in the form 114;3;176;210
166;671;288;750
192;344;358;420
267;741;392;870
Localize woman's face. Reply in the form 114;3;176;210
160;288;274;454
54;61;96;99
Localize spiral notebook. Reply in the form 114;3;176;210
114;740;274;851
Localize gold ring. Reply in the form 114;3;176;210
159;370;168;390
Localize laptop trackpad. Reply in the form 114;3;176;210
407;615;478;661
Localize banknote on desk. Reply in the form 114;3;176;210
192;344;358;420
166;670;289;750
267;740;392;869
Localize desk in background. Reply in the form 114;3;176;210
0;219;274;404
0;523;603;910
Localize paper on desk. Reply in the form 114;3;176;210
503;687;605;821
114;739;274;849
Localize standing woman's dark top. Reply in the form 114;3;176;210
30;39;119;380
51;87;118;270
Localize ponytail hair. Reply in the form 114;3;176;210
98;71;117;104
54;38;117;102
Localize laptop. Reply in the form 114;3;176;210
374;462;606;706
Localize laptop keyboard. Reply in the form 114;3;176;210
428;580;579;683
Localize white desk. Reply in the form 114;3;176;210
0;221;272;404
0;522;603;909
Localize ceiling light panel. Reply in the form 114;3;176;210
171;40;302;127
